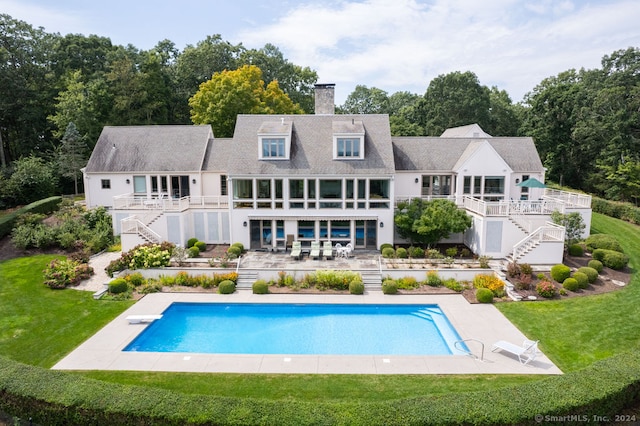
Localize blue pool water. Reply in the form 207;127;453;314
124;303;465;355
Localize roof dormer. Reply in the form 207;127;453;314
333;119;365;160
258;119;292;160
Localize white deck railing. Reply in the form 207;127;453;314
543;188;592;208
512;222;565;261
113;193;228;211
121;217;162;244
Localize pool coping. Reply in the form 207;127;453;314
52;291;563;375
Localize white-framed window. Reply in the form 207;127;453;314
261;138;286;158
334;136;364;159
336;138;361;157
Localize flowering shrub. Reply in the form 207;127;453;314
304;270;362;290
473;274;504;294
106;242;175;276
536;281;557;298
43;258;94;289
397;276;420;289
426;271;442;287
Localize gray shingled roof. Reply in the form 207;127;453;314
202;138;234;171
227;114;395;176
392;137;543;173
85;125;213;173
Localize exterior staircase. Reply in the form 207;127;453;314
236;271;258;289
121;212;164;245
362;271;382;291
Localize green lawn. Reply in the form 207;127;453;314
1;212;639;402
0;255;133;367
497;213;640;371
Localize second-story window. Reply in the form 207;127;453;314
336;138;361;158
261;138;285;158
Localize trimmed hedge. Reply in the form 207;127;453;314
592;249;630;270
572;271;589;289
562;277;579;292
588;259;603;273
0;196;62;238
568;244;584;256
218;280;236;294
550;264;571;283
252;280;269;294
349;280;365;295
476;288;493;303
577;266;599;283
585;234;623;253
381;247;395;258
591;195;640;225
1;351;640;425
382;279;398;294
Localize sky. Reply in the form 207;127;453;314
2;0;639;104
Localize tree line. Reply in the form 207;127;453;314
0;13;638;207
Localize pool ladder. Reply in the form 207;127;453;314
454;339;485;361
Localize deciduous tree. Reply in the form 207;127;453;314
395;198;471;246
189;65;303;137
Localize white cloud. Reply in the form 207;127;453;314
0;0;91;35
239;0;640;103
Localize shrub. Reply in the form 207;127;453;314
550;264;571;283
459;247;472;258
562;277;579;291
379;243;393;251
396;247;408;259
218;280;236;294
476;288;494;303
108;278;129;294
188;246;200;258
128;243;174;270
349;280;365;295
572;271;589;289
381;247;395;258
536;281;557;298
227;245;242;258
252;279;269;294
515;273;532;290
125;272;146;287
425;249;442;259
409;246;424;258
382;279;397;294
425;271;442;287
506;261;520;278
588;259;604;273
478;255;490;268
138;280;163;294
568;244;584;256
443;278;464;292
473;274;504;294
593;249;630;270
42;258;94;289
396;276;419;290
445;247;458;258
195;241;207;252
520;263;533;276
577;266;598;283
231;242;245;252
585;234;623;253
187;237;198;248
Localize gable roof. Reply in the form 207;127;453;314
85;125;213;173
226;114;395;176
392;136;543;173
440;123;491;138
202;138;234;171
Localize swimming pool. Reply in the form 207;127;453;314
124;303;466;356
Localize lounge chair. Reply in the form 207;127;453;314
323;241;333;259
310;241;321;259
345;243;353;258
290;241;302;260
491;339;538;365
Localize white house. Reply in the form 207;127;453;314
82;84;591;264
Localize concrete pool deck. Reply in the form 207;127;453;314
53;291;562;375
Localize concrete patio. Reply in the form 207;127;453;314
53;291;562;375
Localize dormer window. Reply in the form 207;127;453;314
337;138;361;158
333;119;365;160
258;119;292;160
262;138;285;158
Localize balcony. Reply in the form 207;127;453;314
113;193;229;211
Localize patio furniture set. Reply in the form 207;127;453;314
290;241;353;260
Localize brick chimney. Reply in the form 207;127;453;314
314;83;335;115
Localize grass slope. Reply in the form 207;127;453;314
497;213;640;371
0;255;133;367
